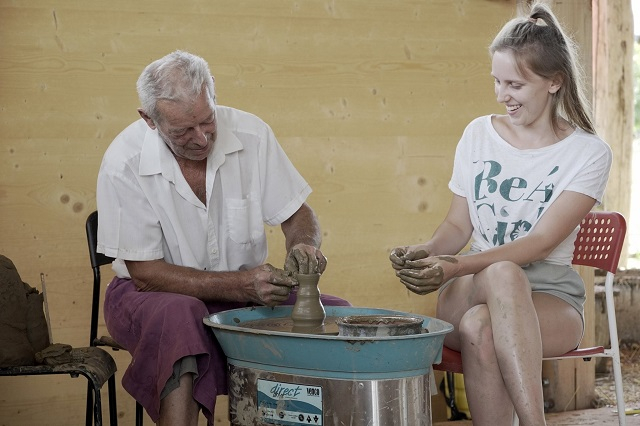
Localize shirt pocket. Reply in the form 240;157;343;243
226;196;264;244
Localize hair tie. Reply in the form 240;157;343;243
528;17;547;26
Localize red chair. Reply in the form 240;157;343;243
433;211;627;426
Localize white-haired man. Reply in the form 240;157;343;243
97;50;349;425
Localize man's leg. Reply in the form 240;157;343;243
158;372;199;426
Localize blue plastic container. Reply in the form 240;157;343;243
204;306;453;380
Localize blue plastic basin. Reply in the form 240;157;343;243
204;306;453;380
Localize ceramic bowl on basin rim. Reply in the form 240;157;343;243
336;314;424;337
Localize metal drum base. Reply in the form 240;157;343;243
228;364;432;426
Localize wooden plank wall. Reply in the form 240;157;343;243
534;1;596;413
0;1;511;423
594;0;635;263
0;0;622;424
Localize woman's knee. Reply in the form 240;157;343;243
478;261;529;293
457;306;500;366
458;305;492;347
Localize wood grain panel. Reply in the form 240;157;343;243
1;1;515;424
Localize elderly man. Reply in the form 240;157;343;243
96;50;349;425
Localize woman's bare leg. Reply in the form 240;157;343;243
533;292;583;357
459;304;516;425
158;373;200;426
437;261;581;426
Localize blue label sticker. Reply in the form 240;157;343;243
257;379;323;425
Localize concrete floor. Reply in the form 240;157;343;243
432;407;640;425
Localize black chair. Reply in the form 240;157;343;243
0;348;118;426
86;210;144;426
0;256;119;425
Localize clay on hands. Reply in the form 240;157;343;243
395;255;458;295
389;247;430;270
256;264;296;306
396;264;444;295
284;244;326;275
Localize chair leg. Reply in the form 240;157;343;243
605;274;627;426
86;381;94;426
135;401;144;426
108;374;118;426
93;386;103;426
612;350;626;426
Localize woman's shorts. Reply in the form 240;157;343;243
523;262;585;319
440;261;586;325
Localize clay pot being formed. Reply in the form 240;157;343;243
291;273;326;330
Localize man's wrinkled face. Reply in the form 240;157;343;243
154;91;217;162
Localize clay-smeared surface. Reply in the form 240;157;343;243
240;316;340;335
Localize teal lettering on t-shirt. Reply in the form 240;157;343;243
473;161;560;246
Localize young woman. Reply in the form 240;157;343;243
390;3;612;424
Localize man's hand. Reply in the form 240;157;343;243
245;264;297;307
395;255;459;295
284;243;327;274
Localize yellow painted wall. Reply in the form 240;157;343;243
0;1;513;424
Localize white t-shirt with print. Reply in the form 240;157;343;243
97;105;311;278
449;115;612;265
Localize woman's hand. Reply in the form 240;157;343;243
395;255;461;295
389;244;431;271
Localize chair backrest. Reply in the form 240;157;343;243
86;211;115;270
572;211;626;274
86;211;145;424
85;211;115;347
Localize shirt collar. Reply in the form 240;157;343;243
138;119;243;178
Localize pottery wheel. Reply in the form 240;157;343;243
241;316;340;335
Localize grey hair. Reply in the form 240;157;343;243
136;50;216;123
489;1;595;134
